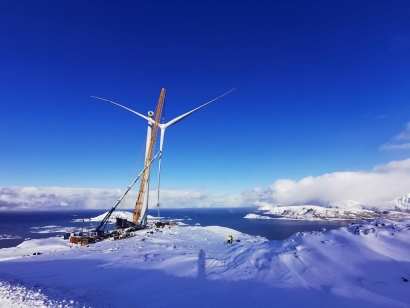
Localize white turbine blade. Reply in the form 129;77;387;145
91;96;156;125
164;88;235;128
159;127;166;152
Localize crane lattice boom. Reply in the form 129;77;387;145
133;88;166;224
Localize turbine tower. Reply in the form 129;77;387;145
92;88;235;226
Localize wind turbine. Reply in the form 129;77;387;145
91;88;235;226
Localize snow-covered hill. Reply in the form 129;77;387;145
0;220;410;307
393;193;410;211
251;196;410;220
252;204;379;220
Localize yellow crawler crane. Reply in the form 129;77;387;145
133;88;166;225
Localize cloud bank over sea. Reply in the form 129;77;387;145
0;187;251;210
264;158;410;209
1;158;410;211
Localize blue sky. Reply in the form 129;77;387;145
1;1;410;201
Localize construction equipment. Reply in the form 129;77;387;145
91;87;234;231
94;151;161;234
132;88;165;226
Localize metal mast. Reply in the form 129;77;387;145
133;88;166;225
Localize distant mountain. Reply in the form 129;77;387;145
252;202;410;221
253;204;378;220
393;193;410;211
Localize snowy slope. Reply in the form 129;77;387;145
0;221;410;307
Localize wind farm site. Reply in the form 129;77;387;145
65;88;235;246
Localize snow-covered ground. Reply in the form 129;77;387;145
0;220;410;307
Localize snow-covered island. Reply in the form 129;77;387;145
243;213;273;219
0;219;410;307
72;211;164;224
247;204;387;220
72;211;134;223
246;195;410;221
0;234;22;240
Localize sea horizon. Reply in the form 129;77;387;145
0;207;354;249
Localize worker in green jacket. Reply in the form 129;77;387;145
227;235;233;245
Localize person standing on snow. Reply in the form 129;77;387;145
227;235;233;245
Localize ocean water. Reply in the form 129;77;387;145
0;207;353;249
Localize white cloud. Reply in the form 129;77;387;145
380;143;410;150
0;186;253;211
0;187;125;211
380;122;410;150
264;158;410;208
1;159;410;211
396;122;410;140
